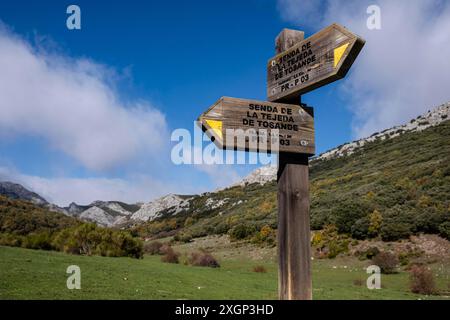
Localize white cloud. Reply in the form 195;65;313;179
277;0;450;138
194;163;243;189
0;24;249;205
0;165;200;206
0;25;168;171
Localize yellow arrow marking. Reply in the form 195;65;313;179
204;119;223;140
334;43;349;68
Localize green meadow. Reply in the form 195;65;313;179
1;245;448;300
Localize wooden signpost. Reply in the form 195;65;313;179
198;97;315;155
197;23;364;300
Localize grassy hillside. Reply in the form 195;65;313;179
0;196;142;258
0;195;79;235
1;245;448;300
134;120;450;243
310;119;450;240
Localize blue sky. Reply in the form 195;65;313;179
0;0;449;205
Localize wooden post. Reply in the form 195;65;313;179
277;151;312;300
275;29;305;54
275;28;312;300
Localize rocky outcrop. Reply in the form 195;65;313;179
130;194;191;222
79;206;117;227
317;102;450;161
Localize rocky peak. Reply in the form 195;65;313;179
0;181;48;205
233;166;277;187
130;194;191;222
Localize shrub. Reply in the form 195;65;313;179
380;223;412;241
251;225;276;246
353;279;364;286
252;265;267;273
332;200;371;234
184;217;195;227
52;223;143;258
409;265;436;295
351;217;370;239
438;221;450;240
0;233;23;247
368;209;383;237
115;231;143;259
173;232;193;243
312;225;350;259
143;241;163;255
161;247;179;264
371;251;399;274
213;222;230;235
357;246;380;260
380;206;414;241
414;207;446;234
228;224;257;241
189;251;220;268
22;232;53;250
327;238;350;259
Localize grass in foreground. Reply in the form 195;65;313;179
1;246;449;300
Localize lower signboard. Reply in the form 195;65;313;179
197;97;315;155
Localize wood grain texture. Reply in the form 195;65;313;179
267;23;365;103
277;153;312;300
198;96;315;155
275;29;304;55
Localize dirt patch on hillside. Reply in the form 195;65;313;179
174;234;449;263
411;234;449;256
350;234;450;260
173;235;276;261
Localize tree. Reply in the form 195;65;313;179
368;209;383;237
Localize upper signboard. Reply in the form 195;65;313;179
267;23;365;103
198;97;315;155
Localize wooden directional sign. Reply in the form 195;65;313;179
198;97;315;155
267;23;365;102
